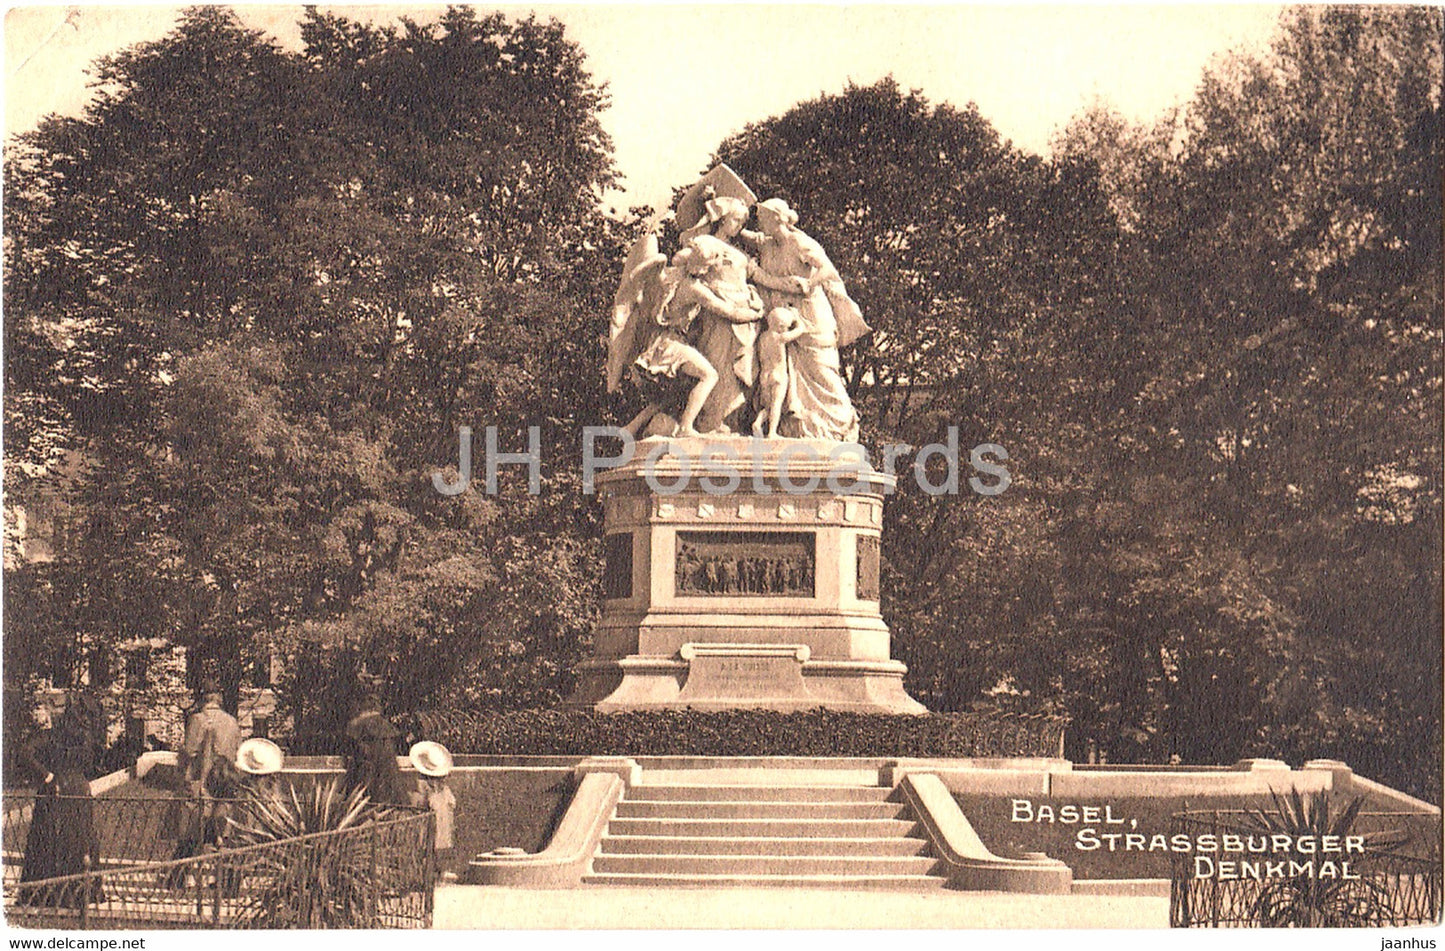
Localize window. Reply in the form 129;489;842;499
126;650;150;686
88;647;113;688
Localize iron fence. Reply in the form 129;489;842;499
3;796;435;929
1170;810;1442;927
3;794;267;878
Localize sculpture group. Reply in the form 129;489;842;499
607;166;869;443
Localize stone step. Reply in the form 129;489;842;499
630;784;892;803
637;768;883;788
592;853;940;877
615;799;905;820
607;817;920;838
582;872;947;891
599;835;931;857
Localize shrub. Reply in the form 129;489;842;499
225;779;409;928
398;708;1065;758
1241;790;1412;927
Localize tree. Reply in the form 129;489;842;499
1054;7;1441;791
710;9;1441;799
3;6;630;745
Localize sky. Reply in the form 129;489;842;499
5;4;1285;210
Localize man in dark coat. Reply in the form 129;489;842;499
343;693;410;806
17;691;105;904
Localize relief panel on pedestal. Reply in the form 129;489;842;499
675;531;815;597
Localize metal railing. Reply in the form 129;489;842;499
3;796;435;929
1170;810;1442;927
3;794;266;875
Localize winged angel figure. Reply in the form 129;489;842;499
605;232;718;438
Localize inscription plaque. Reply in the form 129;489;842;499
603;532;633;600
857;534;880;601
675;530;815;597
676;643;813;704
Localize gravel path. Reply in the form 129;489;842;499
433;884;1169;929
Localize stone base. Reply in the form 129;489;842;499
570;642;927;714
571;436;927;715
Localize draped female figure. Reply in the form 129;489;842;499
745;198;868;443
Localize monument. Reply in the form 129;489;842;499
569;166;926;714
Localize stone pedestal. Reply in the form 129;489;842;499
569;436;926;714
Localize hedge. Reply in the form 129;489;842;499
392;708;1065;758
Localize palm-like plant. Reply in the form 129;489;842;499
1241;789;1406;927
225;778;400;928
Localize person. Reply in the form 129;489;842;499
235;736;287;809
408;742;457;880
231;738;285;860
17;692;106;902
752;305;807;438
616;242;722;439
676;193;778;434
343;693;411;806
745;197;868;442
169;681;243;880
181;681;243;797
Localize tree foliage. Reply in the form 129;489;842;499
1053;7;1442;791
4;6;1439;800
4;6;627;739
714;78;1128;714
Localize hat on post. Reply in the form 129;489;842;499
236;737;284;775
408;741;454;778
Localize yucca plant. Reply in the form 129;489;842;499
1241;789;1406;927
225;778;399;928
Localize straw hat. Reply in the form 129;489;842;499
408;741;454;778
236;737;284;775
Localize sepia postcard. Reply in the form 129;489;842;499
2;3;1440;944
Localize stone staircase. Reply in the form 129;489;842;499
584;782;945;889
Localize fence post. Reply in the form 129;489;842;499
370;824;380;925
80;856;90;930
211;855;222;925
426;811;437;925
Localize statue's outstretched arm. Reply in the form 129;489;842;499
677;280;758;324
777;321;808;345
793;234;840;293
747;257;809;295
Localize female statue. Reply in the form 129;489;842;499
744;198;869;443
609;190;799;437
677;194;783;434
